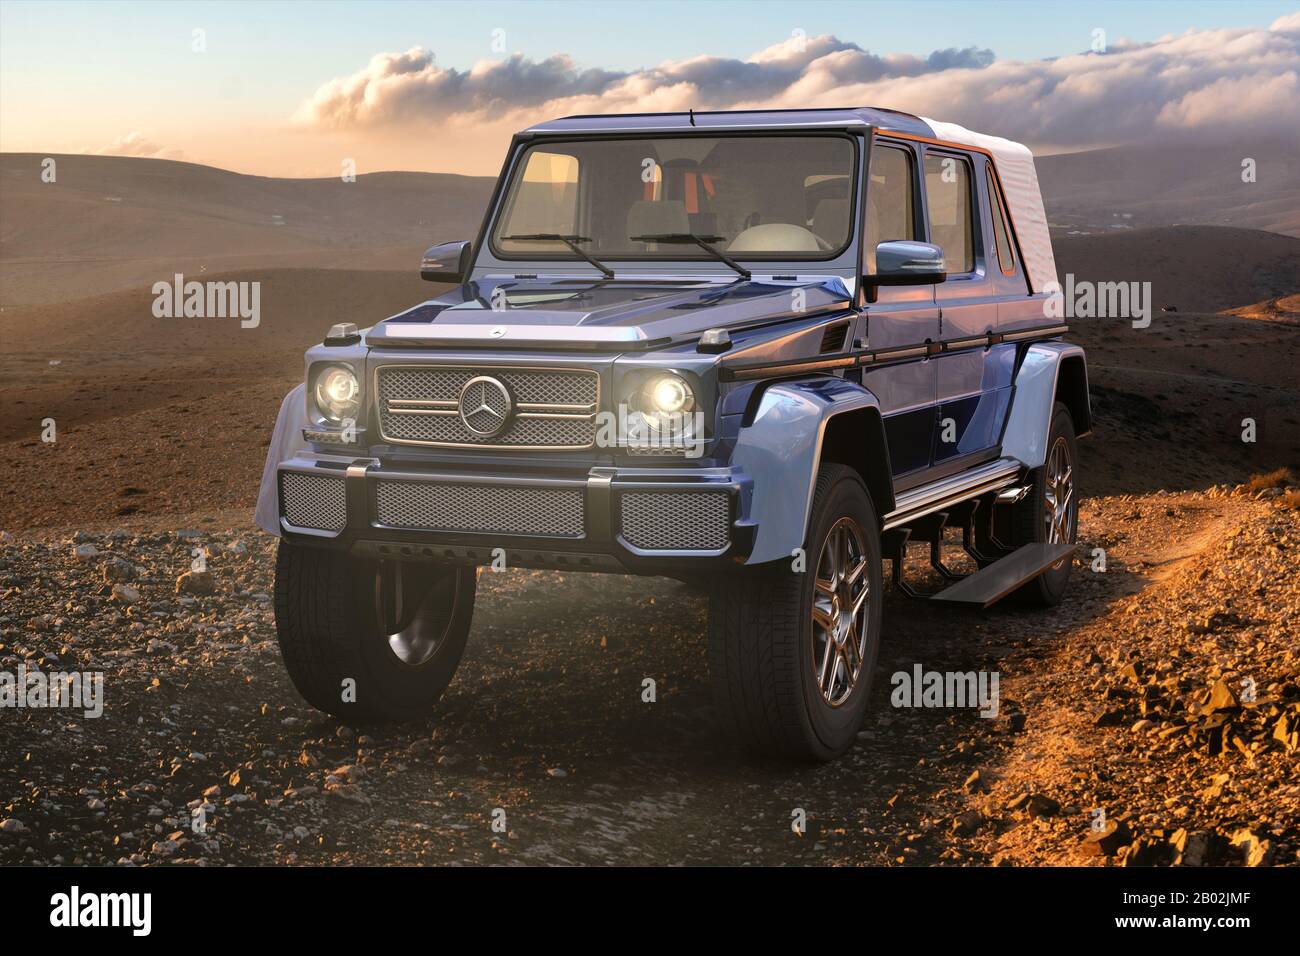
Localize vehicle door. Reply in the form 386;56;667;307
859;138;940;482
922;146;1006;472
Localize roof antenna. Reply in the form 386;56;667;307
689;108;696;127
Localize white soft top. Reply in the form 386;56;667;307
920;118;1058;293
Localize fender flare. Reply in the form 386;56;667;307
1001;342;1090;470
254;384;308;536
731;377;888;565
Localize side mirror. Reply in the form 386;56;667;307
421;240;472;282
867;240;947;286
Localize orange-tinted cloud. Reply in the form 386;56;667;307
293;17;1300;151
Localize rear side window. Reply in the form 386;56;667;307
986;166;1015;273
865;145;916;273
923;153;974;274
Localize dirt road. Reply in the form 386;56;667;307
2;486;1296;866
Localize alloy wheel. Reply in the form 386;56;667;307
811;516;872;707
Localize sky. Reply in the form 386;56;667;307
1;0;1297;177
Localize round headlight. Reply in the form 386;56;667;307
314;365;360;423
650;376;692;415
643;374;694;414
636;373;696;435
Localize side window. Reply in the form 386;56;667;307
986;166;1015;274
865;145;916;273
923;153;974;274
497;150;580;253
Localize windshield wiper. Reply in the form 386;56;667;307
628;233;751;279
500;233;614;279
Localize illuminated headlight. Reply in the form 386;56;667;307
313;365;360;424
633;373;696;434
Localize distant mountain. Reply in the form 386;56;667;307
1036;141;1299;239
0;153;494;305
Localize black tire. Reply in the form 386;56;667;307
1010;401;1079;605
708;464;884;761
274;540;476;721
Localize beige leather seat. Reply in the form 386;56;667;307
812;198;849;248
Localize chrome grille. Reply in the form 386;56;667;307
373;480;585;538
280;472;347;531
377;366;599;448
620;491;730;551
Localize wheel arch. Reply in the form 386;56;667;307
1001;341;1089;470
255;383;309;536
730;376;891;565
1055;353;1092;437
819;405;895;520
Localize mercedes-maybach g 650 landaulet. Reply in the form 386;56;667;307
255;107;1089;760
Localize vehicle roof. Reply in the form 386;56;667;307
524;107;936;138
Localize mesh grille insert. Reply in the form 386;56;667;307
620;491;730;551
280;472;347;532
374;480;585;538
377;366;598;448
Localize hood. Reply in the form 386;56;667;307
365;275;853;351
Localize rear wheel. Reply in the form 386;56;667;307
708;464;883;760
1010;401;1079;605
274;540;476;721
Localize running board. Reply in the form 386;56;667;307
883;459;1022;532
928;542;1076;608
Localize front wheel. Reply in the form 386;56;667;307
273;540;477;721
708;464;884;760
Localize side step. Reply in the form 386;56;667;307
929;542;1076;608
883;458;1022;532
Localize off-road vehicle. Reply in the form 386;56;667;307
256;107;1089;760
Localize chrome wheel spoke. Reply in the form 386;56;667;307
842;627;861;672
846;555;867;586
828;652;845;696
818;639;836;692
823;530;839;581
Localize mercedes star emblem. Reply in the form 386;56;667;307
457;375;513;438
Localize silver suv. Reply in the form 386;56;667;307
256;107;1089;760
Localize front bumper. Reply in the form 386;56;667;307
275;454;756;574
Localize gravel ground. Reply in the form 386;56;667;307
1;484;1296;866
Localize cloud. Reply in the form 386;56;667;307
90;132;185;160
293;37;995;127
293;22;1300;152
293;49;625;126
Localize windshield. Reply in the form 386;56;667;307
490;134;857;262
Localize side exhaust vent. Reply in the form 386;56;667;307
819;321;849;354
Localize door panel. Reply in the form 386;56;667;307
861;140;939;481
925;149;1002;467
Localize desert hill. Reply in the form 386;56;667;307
1036;140;1299;238
0;153;494;305
1053;226;1300;314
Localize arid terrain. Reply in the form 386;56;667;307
1;153;1297;866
